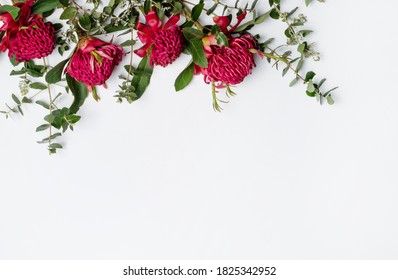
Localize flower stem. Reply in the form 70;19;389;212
126;28;134;83
43;58;54;152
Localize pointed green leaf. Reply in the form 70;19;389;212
175;62;194;92
0;6;20;20
32;0;60;15
30;82;47;90
130;55;153;101
66;74;89;114
186;39;208;68
36;124;50;132
45;59;69;84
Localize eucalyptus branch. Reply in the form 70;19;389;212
214;0;254;12
0;0;337;153
126;28;135;83
0;90;43;118
43;58;55;151
263;46;336;104
182;4;205;31
181;0;214;15
271;4;320;60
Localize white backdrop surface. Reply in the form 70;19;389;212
1;1;398;259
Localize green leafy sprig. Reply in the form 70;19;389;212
1;0;336;154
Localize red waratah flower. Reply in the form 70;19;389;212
197;12;257;87
66;36;124;92
0;0;55;61
204;35;257;86
135;7;184;67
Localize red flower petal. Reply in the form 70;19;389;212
145;7;161;32
229;11;247;33
194;64;206;76
204;35;256;85
213;15;231;31
137;24;155;44
67;37;124;88
163;14;180;30
0;13;15;31
134;43;151;57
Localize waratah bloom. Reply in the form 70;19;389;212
204;35;257;86
135;7;184;67
66;36;124;91
0;0;55;61
197;12;257;86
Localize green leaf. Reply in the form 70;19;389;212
307;80;315;92
282;66;289;77
191;3;204;21
296;59;304;72
120;39;136;47
143;0;151;14
251;0;259;10
270;8;280;20
130;55;153;101
65;114;81;124
182;27;204;41
49;143;63;149
9;55;20;66
37;133;62;144
44;114;55;123
60;7;77;20
206;3;218;15
289;77;298;87
59;0;69;7
45;59;69;84
17;106;24;116
36;100;50;109
12;94;21;105
102;24;130;34
216;32;228;46
30;82;47;90
324;87;339;96
79;14;92;31
297;43;306;53
25;61;45;77
171;1;182;14
326;95;334;105
0;6;20;21
174;62;194;92
36;124;50;132
305;71;316;81
66;74;89;114
32;0;60;15
255;11;271;24
10;69;26;76
298;30;313;37
233;21;254;32
186;39;208;68
22;97;32;103
306;90;316;97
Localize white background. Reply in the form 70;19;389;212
1;0;398;259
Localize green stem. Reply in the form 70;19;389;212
264;46;306;81
126;28;134;83
43;58;54;150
